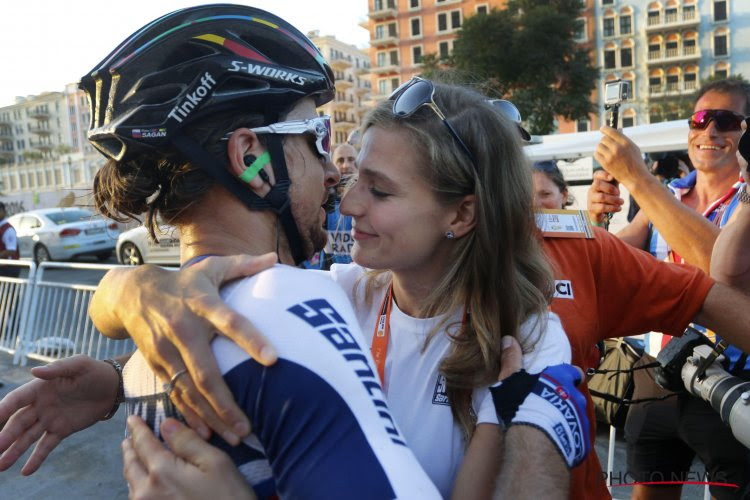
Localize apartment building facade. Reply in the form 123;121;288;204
0;84;103;208
308;31;372;146
365;0;508;99
595;0;749;128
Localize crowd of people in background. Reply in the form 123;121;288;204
0;4;749;500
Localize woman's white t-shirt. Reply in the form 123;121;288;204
329;264;571;497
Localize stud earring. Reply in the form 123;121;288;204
445;231;455;239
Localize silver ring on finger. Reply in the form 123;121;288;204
164;369;188;395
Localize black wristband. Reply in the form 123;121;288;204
489;370;537;428
101;358;125;420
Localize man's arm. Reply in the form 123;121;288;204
710;204;750;289
495;426;568;499
594;126;721;271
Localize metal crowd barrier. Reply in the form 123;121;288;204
9;261;135;365
0;259;36;358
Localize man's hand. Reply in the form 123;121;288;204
594;126;651;186
90;253;277;445
490;337;590;469
122;416;256;500
0;355;119;475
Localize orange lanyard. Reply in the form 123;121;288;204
371;284;394;386
370;284;468;387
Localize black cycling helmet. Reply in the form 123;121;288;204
80;4;336;265
80;3;334;161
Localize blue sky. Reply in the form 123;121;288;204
0;1;369;106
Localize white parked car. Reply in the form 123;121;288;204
8;208;120;263
116;224;180;266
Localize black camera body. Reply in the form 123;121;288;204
655;327;713;392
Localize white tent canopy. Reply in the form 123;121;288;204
524;119;689;161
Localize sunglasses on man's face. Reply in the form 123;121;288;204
389;77;479;173
223;116;332;162
688;109;745;133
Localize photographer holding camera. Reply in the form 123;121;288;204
589;78;750;500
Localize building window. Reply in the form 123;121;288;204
439;41;450;59
649;76;662;94
576;119;590;132
476;4;488;15
648;42;660;60
390;78;400;92
620;47;633;67
666;74;679;92
620;15;632;35
377;52;386;66
683;5;696;20
451;10;461;29
684;72;697;90
622;116;635;128
684;38;697;55
665;7;678;23
409;0;420;9
648;10;660;26
603;17;615;37
602;0;613;4
437;13;448;32
389;50;399;65
715;67;728;79
665;40;678;58
714;32;728;57
604;49;616;69
574;18;587;42
714;0;727;22
412;45;423;64
411;17;421;37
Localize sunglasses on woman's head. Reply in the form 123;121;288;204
389;77;479;174
688;109;745;133
487;99;531;141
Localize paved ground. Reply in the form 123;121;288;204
0;351;711;499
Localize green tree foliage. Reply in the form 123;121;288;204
446;0;598;134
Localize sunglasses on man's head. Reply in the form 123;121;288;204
688;109;745;133
223;116;332;162
389;77;479;174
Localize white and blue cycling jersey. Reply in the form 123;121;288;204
123;264;440;500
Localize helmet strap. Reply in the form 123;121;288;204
169;130;307;265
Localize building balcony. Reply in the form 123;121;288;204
332;119;357;131
371;35;399;48
646;45;700;65
355;85;370;96
331;99;355;111
356;65;370;75
371;63;400;75
336;77;354;89
0;129;12;139
0;150;14;158
648;82;696;98
368;6;397;21
30;126;52;135
28;109;51;120
330;57;352;71
645;10;699;33
31;141;53;151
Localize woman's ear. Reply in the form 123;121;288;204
226;128;275;192
447;194;477;239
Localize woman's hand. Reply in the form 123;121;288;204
90;253;277;444
0;355;119;475
122;416;256;500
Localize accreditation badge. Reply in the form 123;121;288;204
535;209;595;239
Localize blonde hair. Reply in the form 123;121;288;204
357;83;553;440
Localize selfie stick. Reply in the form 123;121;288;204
601;102;622;230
